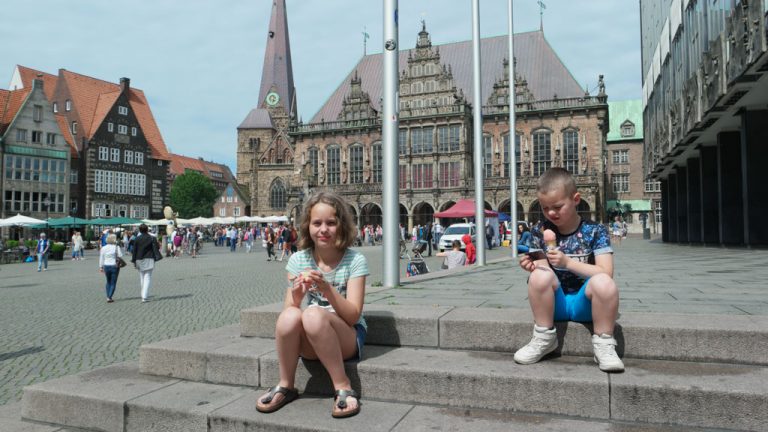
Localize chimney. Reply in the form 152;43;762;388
120;77;130;91
33;74;44;90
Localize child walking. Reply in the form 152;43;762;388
515;168;624;372
256;191;368;418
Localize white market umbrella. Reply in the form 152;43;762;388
0;213;47;227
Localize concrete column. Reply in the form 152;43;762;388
660;179;669;242
717;131;743;245
700;145;719;244
686;158;702;243
675;166;688;243
741;110;768;245
667;173;678;243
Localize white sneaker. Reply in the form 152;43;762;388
592;334;624;372
514;325;558;364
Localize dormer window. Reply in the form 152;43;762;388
53;102;58;113
620;121;635;138
65;100;71;111
118;105;129;115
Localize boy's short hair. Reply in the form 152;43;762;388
452;240;462;249
537;167;577;196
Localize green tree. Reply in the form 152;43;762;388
169;171;218;218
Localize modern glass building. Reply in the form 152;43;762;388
640;0;768;245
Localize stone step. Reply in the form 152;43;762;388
240;303;768;365
138;326;768;431
16;362;721;432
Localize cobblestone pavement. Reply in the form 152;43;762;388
0;241;509;406
371;237;768;316
3;237;767;406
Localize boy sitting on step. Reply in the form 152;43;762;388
515;168;624;372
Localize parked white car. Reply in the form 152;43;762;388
438;223;476;252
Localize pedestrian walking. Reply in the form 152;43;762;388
98;234;123;303
265;225;277;261
71;231;84;260
256;191;368;418
35;233;50;272
131;224;162;303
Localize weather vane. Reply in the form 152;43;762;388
362;26;370;56
537;0;546;31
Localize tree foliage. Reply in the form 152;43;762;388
169;171;219;218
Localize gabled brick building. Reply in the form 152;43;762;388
168;153;250;218
9;66;171;219
1;75;72;220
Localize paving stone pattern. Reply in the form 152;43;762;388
2;237;768;408
0;242;508;406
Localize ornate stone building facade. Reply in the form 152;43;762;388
238;2;610;229
640;1;768;245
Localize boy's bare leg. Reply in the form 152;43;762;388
527;266;559;328
586;273;619;335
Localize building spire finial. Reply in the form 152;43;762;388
257;0;296;116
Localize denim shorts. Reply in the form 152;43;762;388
349;324;367;362
554;279;593;322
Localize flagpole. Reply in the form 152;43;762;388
509;0;518;258
382;0;400;288
471;0;485;266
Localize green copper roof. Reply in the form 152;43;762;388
607;99;643;142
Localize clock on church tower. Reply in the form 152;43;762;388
265;91;280;107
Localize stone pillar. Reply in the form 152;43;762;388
675;166;688;243
741;110;768;245
700;145;719;244
667;173;678;243
686;158;702;243
717;131;743;245
660;179;669;242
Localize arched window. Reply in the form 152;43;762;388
532;130;551;176
326;146;340;185
502;134;522;178
350;145;363;184
270;179;286;210
372;142;382;183
308;147;319;185
563;129;579;173
483;135;493;178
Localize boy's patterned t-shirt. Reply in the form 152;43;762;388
527;219;613;294
285;248;369;330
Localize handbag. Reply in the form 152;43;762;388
117;257;127;268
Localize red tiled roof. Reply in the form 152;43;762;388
168;153;236;183
88;90;121;138
128;88;169;160
55;114;78;158
15;66;170;160
15;65;58;101
0;88;30;135
0;89;11;134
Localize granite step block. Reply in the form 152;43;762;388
15;370;719;432
242;303;768;365
21;362;180;432
259;345;768;430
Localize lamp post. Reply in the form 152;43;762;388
43;196;51;238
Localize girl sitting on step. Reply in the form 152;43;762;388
256;191;368;419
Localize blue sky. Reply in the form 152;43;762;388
0;0;640;171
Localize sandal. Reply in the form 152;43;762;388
255;385;299;413
332;389;360;418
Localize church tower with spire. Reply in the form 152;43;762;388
237;0;298;216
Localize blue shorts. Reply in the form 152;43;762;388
554;279;593;322
350;324;367;361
